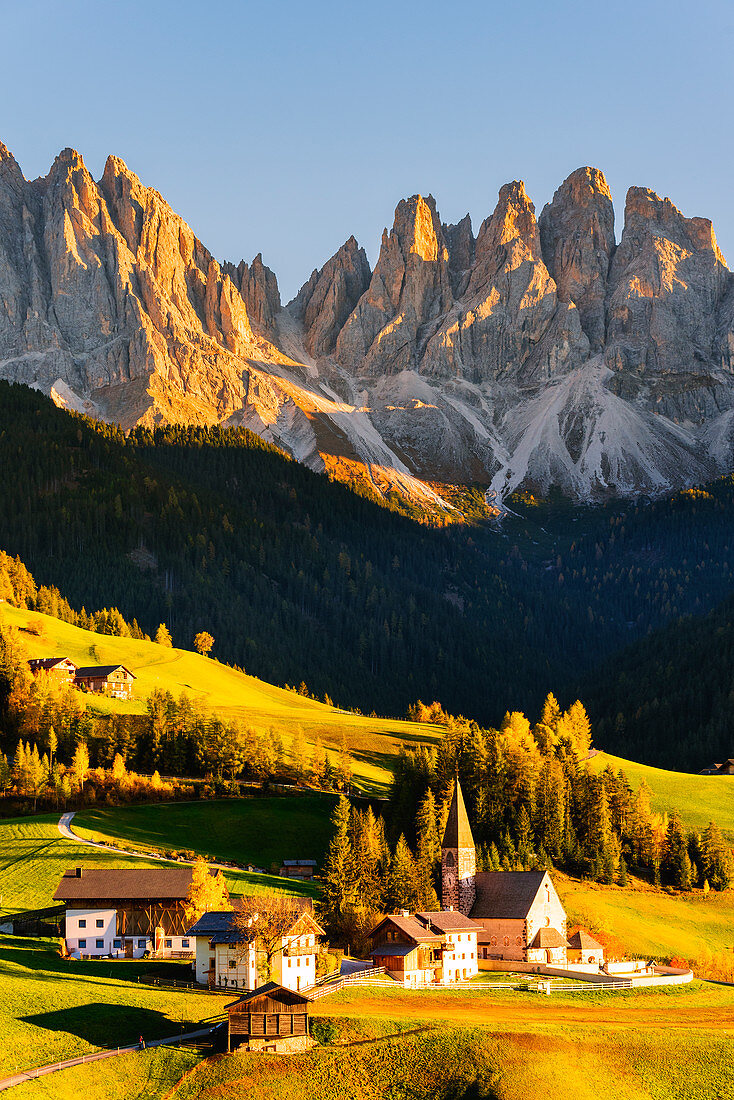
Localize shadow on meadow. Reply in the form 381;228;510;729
21;1003;175;1046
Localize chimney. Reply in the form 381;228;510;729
75;867;83;878
401;909;410;918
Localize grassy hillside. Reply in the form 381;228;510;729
73;797;337;872
557;873;734;969
8;965;734;1098
1;603;444;795
0;936;227;1075
588;750;734;839
0;815;317;918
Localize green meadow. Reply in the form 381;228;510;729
588;750;734;840
73;796;337;873
0;936;228;1076
10;981;734;1100
0;814;317;918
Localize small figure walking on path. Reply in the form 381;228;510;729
138;1035;146;1050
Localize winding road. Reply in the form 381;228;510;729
57;812;248;873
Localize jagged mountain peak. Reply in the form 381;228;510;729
0;140;733;513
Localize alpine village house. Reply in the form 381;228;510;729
186;901;325;992
54;866;221;958
29;657;136;699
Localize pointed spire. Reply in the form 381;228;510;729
442;774;474;850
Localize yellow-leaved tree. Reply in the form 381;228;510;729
184;857;231;925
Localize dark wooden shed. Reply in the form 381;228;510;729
227;982;311;1052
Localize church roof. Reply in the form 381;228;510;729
530;927;569;950
567;929;603;951
470;871;550;919
442;776;474;850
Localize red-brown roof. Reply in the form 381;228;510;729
53;866;218;901
415;911;482;934
567;930;603;951
530;927;569;950
369;913;443;944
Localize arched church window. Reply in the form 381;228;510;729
503;936;510;947
445;851;455;867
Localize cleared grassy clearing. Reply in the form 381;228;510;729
0;814;316;917
0;936;228;1075
73;796;336;874
1;604;443;795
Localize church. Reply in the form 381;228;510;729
441;776;570;967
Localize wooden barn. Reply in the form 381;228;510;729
227;982;312;1053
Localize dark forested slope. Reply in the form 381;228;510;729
2;380;734;764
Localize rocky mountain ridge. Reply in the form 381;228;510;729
0;143;732;512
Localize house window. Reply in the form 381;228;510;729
209;957;215;969
515;936;523;946
96;939;104;948
79;939;87;949
503;937;510;947
78;919;86;929
287;958;291;967
113;939;122;948
138;939;147;948
96;919;104;928
164;939;172;949
182;940;190;948
490;936;497;947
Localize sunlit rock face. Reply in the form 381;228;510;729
1;142;734;510
539;167;615;352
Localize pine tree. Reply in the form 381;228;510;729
386;834;420;912
321;795;357;937
155;623;173;647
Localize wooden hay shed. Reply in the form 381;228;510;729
227;982;311;1053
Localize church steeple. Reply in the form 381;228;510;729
441;774;476;915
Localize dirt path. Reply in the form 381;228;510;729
0;1026;220;1093
57;812;239;872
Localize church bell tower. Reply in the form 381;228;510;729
441;774;476;915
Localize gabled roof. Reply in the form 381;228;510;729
530;927;569;950
186;901;323;941
442;776;474;851
369;913;442;944
54;866;218;901
471;871;551;919
74;665;136;679
415;911;482;934
231;982;312;1009
567;930;603;951
371;942;420;957
29;657;76;671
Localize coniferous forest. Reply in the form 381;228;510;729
2;381;734;771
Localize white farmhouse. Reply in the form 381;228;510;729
187;903;324;993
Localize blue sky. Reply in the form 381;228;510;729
1;0;731;300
